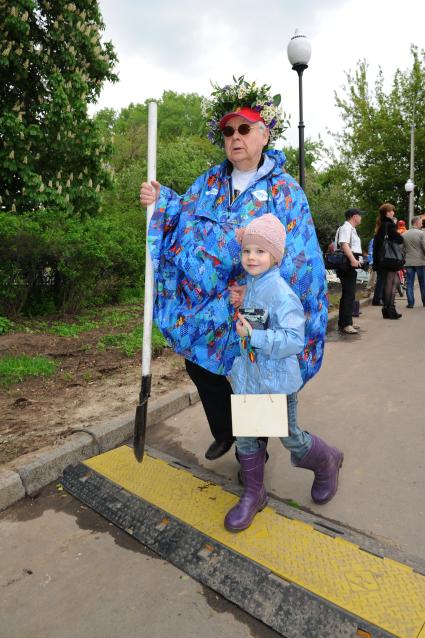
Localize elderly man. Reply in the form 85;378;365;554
140;77;342;506
335;208;364;334
403;215;425;308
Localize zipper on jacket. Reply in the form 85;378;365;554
226;158;277;211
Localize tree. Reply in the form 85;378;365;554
334;46;425;238
0;0;117;217
282;140;353;249
96;93;224;227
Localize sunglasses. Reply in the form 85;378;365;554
222;123;259;137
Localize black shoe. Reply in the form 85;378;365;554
383;307;402;319
205;440;233;460
371;301;383;306
406;305;414;308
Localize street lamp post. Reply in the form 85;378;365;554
287;29;311;191
404;103;416;228
405;176;414;227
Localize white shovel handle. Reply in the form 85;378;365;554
141;101;158;377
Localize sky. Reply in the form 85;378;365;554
94;0;424;149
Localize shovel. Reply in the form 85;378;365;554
134;100;158;462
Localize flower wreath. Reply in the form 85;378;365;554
201;75;289;147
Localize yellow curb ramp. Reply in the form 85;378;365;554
63;446;425;638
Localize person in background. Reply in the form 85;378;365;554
396;219;407;296
397;220;407;234
366;238;375;290
402;215;425;308
368;237;384;305
335;208;364;334
373;203;404;319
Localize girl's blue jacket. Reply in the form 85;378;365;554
230;266;304;395
148;150;328;385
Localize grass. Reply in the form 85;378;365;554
328;292;340;307
328;289;370;308
97;324;167;357
0;354;57;387
13;306;141;337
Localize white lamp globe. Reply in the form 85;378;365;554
287;29;312;67
405;178;414;193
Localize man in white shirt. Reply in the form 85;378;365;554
335;208;364;334
403;215;425;308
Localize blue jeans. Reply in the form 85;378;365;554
235;392;312;460
406;266;425;307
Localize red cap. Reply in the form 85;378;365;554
219;106;265;129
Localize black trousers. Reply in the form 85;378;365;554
337;268;357;328
185;359;234;443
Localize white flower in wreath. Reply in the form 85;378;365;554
237;85;248;99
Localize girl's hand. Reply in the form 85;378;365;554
229;284;246;309
236;312;252;338
140;180;161;207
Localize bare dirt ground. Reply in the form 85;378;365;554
0;320;188;465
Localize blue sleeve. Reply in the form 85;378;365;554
148;174;206;268
250;295;305;359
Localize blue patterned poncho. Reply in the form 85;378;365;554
148;149;328;385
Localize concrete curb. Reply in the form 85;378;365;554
0;384;200;512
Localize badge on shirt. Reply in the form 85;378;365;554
252;190;268;202
205;187;218;196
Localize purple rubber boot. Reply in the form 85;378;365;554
224;446;268;532
294;434;343;504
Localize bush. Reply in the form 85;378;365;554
0;211;144;316
0;316;14;334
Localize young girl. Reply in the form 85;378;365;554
225;214;343;532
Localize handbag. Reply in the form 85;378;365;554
379;235;405;270
323;226;351;272
231;393;288;437
323;250;350;271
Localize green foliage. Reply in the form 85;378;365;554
0;210;143;315
97;92;224;230
307;161;354;250
0;354;57;386
97;324;167;357
283;141;353;250
157;136;224;193
117;287;144;304
14;305;141;335
0;316;14;334
0;0;117;216
334;46;425;237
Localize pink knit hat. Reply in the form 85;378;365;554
235;214;286;265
